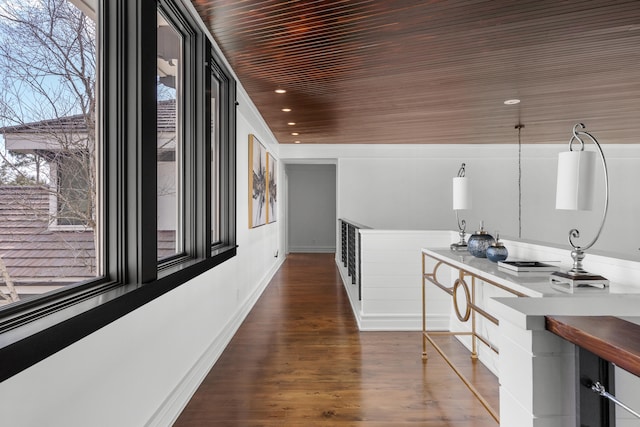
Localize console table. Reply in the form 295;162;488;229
421;248;536;423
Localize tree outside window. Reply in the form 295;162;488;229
0;0;98;306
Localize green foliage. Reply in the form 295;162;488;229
0;151;47;185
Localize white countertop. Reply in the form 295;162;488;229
423;248;640;297
423;247;640;330
489;295;640;330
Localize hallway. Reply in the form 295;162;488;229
174;253;498;426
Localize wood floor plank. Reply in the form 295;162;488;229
174;253;498;426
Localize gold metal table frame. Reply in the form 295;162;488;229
421;251;527;424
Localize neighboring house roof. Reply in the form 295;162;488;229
0;114;88;134
0;99;179;302
156;99;177;132
0;186;96;296
0;99;176;134
0;185;177;302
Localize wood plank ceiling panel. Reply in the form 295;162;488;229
192;0;640;144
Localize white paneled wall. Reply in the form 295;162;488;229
337;229;453;330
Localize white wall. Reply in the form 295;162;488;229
0;90;285;427
281;143;640;260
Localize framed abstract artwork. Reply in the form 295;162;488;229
248;134;267;228
267;153;277;223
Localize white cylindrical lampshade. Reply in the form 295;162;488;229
555;150;596;210
453;176;471;210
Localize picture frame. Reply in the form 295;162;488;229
248;134;267;228
267;153;277;223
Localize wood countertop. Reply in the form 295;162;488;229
546;315;640;377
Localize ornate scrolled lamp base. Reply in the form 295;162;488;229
450;230;469;252
549;244;609;289
450;243;468;252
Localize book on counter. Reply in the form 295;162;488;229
497;260;559;272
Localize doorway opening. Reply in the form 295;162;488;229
285;164;336;253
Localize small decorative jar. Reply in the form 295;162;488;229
467;221;495;258
486;233;508;263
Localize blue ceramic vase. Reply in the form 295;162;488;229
486;239;508;262
467;222;495;258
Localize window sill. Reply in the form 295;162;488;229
0;246;236;382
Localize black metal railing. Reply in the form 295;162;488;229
338;219;370;300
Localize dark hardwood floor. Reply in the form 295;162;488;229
173;253;498;426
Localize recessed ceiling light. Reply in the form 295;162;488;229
275;89;286;94
291;132;299;136
282;108;291;112
287;122;296;126
294;140;301;144
504;99;521;105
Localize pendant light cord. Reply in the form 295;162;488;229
516;124;524;238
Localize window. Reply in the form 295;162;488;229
0;0;100;305
211;73;221;245
157;10;183;261
209;53;236;253
0;0;236;382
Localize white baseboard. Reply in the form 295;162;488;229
289;245;336;253
145;256;285;427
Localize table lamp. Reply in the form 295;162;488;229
550;123;609;288
450;163;472;251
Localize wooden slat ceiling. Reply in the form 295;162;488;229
192;0;640;144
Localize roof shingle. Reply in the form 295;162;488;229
0;186;96;297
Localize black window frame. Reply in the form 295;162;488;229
209;50;236;253
0;0;237;382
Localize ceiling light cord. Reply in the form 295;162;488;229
516;124;524;239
